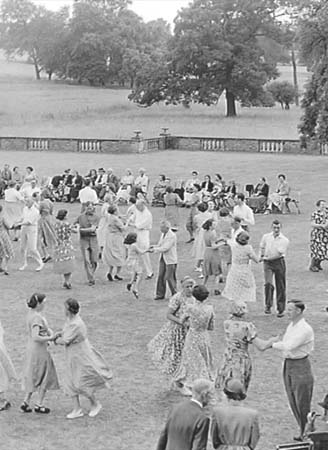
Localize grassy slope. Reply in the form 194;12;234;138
0;57;309;139
0;150;327;450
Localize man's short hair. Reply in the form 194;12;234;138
272;219;281;226
237;193;245;201
232;216;242;224
192;379;213;397
288;300;305;312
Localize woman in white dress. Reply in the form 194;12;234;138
116;168;134;204
222;231;258;303
3;180;24;241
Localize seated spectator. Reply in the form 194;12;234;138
151;174;168;207
184;170;201;203
12;166;23;188
94;168;108;199
0;164;12;196
265;174;290;214
201;174;214;194
85;168;97;187
247;177;269;213
106;168;120;194
116;168;134;204
68;170;83;203
134;168;149;199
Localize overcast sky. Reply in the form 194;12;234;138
32;0;190;23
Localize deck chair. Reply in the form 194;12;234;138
245;184;254;198
284;190;301;214
308;431;328;450
276;442;313;450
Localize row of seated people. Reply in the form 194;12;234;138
246;174;295;214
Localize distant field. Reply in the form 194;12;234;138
0;56;310;139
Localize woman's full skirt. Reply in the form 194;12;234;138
103;232;125;267
64;339;113;397
0;341;17;392
222;265;256;303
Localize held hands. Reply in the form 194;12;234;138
269;335;280;346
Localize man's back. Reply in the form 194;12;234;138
157;400;209;450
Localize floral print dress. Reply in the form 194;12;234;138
53;220;75;274
147;292;195;377
215;318;257;392
174;302;215;388
310;209;328;261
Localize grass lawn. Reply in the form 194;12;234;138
0;149;328;450
0;56;310;140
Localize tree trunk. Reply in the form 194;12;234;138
48;71;52;81
225;90;237;117
291;46;299;106
33;59;41;80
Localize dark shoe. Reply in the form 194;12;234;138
3;271;9;275
145;273;154;280
63;282;72;289
214;289;221;296
43;256;52;263
88;280;95;286
277;312;285;318
126;283;132;291
107;273;113;282
20;402;32;413
34;405;50;414
264;308;271;314
114;275;123;281
186;238;194;243
0;401;11;411
293;436;303;442
154;297;165;301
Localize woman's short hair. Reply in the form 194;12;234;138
27;293;46;309
316;199;325;207
193;183;201;192
129;197;136;204
166;186;173;193
26;166;33;172
56;209;68;220
278;173;286;180
219;207;230;217
124;232;137;245
236;231;249;246
197;202;208;213
107;205;117;215
65;298;80;315
223;378;247;401
202;219;214;231
192;285;209;302
261;177;266;183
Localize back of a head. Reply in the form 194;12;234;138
192;378;213;397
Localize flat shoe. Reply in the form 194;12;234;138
89;403;102;418
126;283;132;291
0;401;11;411
107;273;113;282
114;275;123;281
19;265;27;271
145;273;154;280
34;405;50;414
20;402;32;413
67;409;84;419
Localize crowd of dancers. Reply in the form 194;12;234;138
0;162;323;448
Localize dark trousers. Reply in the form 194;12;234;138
283;357;314;435
264;257;286;313
156;257;177;299
80;237;98;282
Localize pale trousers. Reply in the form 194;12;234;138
20;225;43;265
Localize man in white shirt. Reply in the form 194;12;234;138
233;193;255;229
150;220;178;301
259;219;289;316
78;179;98;211
271;300;314;441
231;216;243;241
132;199;153;278
18;197;44;271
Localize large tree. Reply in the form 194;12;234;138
298;1;328;142
129;0;283;116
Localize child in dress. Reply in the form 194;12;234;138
124;232;146;300
0;319;17;411
54;299;113;419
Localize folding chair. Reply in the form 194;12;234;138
276;442;312;450
308;431;328;450
245;184;254;198
285;190;301;214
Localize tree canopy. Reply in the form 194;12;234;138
129;0;285;116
